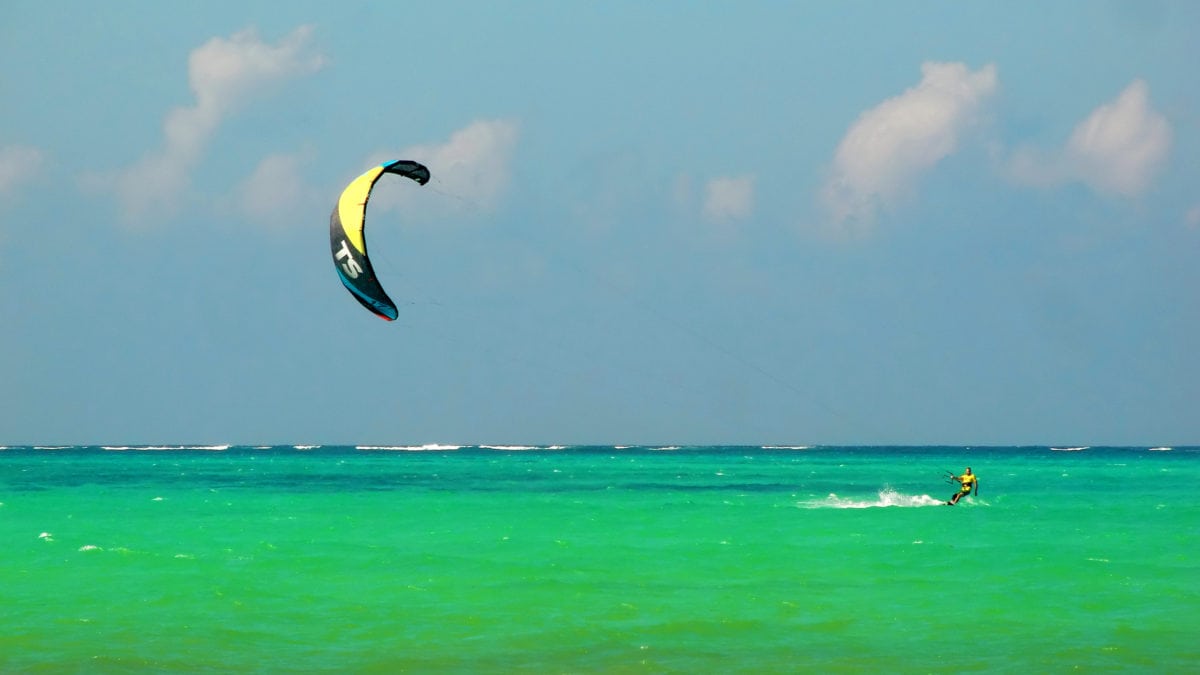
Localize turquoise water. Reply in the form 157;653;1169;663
1;445;1196;672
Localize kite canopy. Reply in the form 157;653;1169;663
329;160;430;320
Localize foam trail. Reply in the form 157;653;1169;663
801;488;944;509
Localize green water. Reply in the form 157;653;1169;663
1;446;1196;672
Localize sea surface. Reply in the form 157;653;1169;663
1;445;1196;673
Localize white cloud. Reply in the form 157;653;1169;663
367;119;520;218
0;145;45;198
1185;205;1200;230
821;62;998;230
702;175;755;223
235;151;313;225
102;26;325;225
670;172;754;226
1009;80;1170;197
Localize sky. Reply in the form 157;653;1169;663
2;1;1197;447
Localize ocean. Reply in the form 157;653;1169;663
1;445;1196;672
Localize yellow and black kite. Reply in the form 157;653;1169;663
329;160;430;320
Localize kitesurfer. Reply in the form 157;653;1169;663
946;467;978;505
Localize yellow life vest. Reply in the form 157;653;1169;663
959;474;976;492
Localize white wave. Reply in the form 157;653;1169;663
1051;446;1089;452
480;445;540;451
1149;447;1172;452
102;445;229;451
293;445;320;450
34;446;70;450
762;445;811;450
653;446;681;451
801;489;945;509
79;545;102;552
38;532;53;541
357;444;462;451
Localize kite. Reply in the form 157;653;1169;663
329;160;430;320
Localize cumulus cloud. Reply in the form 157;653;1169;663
670;173;755;231
367;119;520;218
0;145;45;199
101;26;325;224
702;175;755;223
821;62;998;230
1009;80;1170;197
235;151;314;225
1185;205;1200;230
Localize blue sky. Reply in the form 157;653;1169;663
2;1;1197;446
